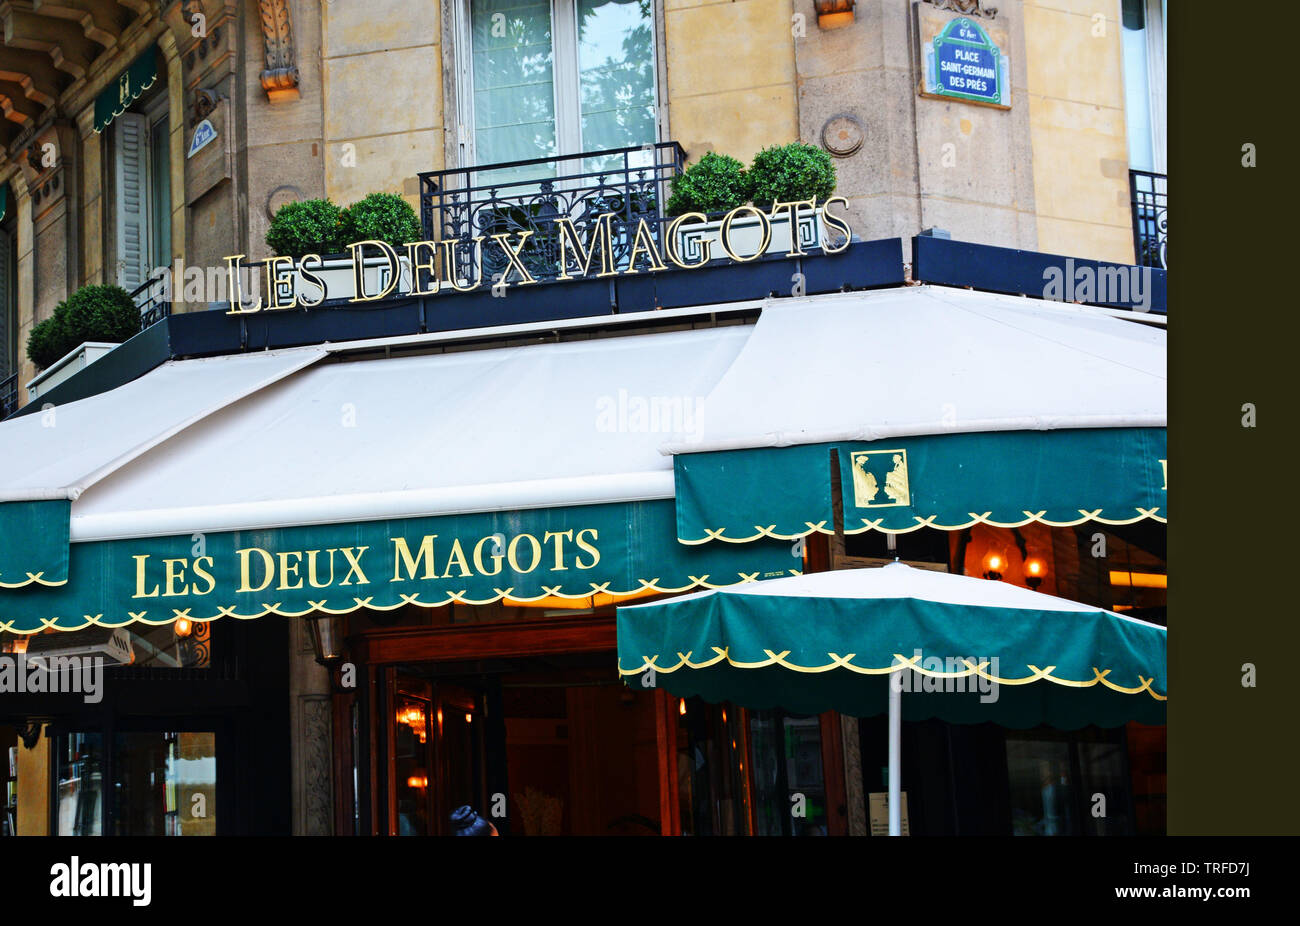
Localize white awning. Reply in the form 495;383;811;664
661;285;1166;455
62;325;751;541
0;348;325;502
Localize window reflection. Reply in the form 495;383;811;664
56;733;104;836
1;622;210;669
55;731;217;835
115;732;217;836
749;711;829;836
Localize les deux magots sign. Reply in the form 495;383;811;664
221;197;854;314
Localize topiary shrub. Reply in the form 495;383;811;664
747;142;837;210
266;198;344;258
665;153;753;217
26;284;139;370
26;315;68;371
339;192;422;249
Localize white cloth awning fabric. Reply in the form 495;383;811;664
660;285;1167;455
63;326;750;541
0;348;325;502
0;284;1166;544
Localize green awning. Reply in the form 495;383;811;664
617;563;1167;727
93;46;160;134
0;499;71;588
674;427;1167;543
0;499;798;634
0;183;9;223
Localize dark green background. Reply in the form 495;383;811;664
1168;11;1296;834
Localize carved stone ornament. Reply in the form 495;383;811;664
923;0;998;19
258;0;301;101
193;87;219;121
821;114;865;158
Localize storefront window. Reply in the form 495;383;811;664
677;698;750;835
55;731;216;835
1006;736;1075;836
748;711;830;836
56;733;104;836
114;732;216;836
1006;729;1134;836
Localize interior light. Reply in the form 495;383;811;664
1109;571;1167;589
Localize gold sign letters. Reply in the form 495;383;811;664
223;197;853;315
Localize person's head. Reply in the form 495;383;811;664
451;805;499;836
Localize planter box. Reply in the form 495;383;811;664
27;341;120;402
676;206;827;264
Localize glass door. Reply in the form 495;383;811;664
432;683;488;834
391;677;488;835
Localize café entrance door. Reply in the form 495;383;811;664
387;654;662;836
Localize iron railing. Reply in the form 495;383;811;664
0;279;169;420
1129;169;1167;269
0;371;16;419
418;142;687;288
130;273;172;330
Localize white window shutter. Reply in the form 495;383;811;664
0;228;11;379
114;112;149;293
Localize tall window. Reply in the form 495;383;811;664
113;91;171;294
0;208;16;392
463;0;657;174
1120;0;1166;174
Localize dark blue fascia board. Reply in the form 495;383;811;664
912;235;1167;315
5;240;904;416
154;237;908;358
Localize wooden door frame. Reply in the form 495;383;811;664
349;613;644;836
654;688;681;836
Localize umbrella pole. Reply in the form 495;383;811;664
889;671;902;836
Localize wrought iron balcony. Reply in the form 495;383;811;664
0;371;16;420
130;274;172;331
418;142;687;288
1129;169;1167;269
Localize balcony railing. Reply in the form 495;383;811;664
130;274;172;331
418;142;687;288
1129;169;1167;269
0;371;16;419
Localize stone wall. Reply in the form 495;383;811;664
321;0;444;216
664;0;800;164
1023;0;1134;263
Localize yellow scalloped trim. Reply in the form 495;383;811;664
678;508;1165;543
92;72;158;135
618;651;1166;700
676;522;834;545
0;571;788;635
0;571;69;589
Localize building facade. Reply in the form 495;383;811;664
0;0;1166;836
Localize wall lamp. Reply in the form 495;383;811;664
813;0;856;30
